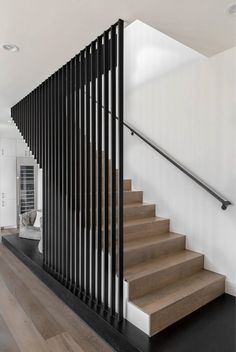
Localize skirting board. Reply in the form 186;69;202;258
225;281;236;297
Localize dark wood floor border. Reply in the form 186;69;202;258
2;235;149;352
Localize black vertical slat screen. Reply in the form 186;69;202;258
11;20;124;322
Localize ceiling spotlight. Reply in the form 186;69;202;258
227;3;236;15
1;43;19;52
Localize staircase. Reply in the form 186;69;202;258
122;179;225;336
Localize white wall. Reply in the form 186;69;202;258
0;123;21;139
0;122;42;225
124;21;236;296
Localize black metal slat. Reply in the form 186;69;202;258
19;101;23;143
16;104;18;130
50;75;55;273
42;81;47;266
27;96;29;152
118;19;124;320
24;99;26;143
54;72;58;276
35;88;38;161
37;87;40;163
65;63;70;285
29;93;32;154
110;25;117;316
91;40;96;301
22;97;24;146
29;92;32;154
37;86;40;166
45;78;50;268
22;99;25;145
57;69;62;278
20;101;23;138
18;103;20;136
68;61;73;287
70;58;76;288
62;65;67;283
25;98;27;147
103;29;109;309
96;35;102;305
27;95;30;151
24;98;27;146
24;98;26;147
47;76;53;272
33;90;35;159
80;51;85;293
23;100;25;143
39;85;42;168
75;54;81;291
23;98;26;146
85;45;91;296
32;91;35;156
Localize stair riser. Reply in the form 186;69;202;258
150;278;225;335
124;236;186;268
107;219;169;241
129;255;204;300
100;191;143;205
124;191;143;204
99;204;155;226
101;179;131;191
124;219;170;241
123;205;155;221
122;180;131;191
90;178;132;190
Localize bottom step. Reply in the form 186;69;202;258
131;270;225;336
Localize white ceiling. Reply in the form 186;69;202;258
0;0;235;123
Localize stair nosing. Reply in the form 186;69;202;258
123;202;155;209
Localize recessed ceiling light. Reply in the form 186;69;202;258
227;3;236;15
1;43;19;52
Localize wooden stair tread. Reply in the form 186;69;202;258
123;190;142;194
124;250;203;281
124;216;168;227
123;202;154;208
124;232;184;251
131;270;225;314
105;216;168;231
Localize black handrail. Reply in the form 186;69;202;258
87;97;232;211
122;121;231;210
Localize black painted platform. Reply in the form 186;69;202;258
2;234;236;352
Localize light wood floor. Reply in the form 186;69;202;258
0;243;113;352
